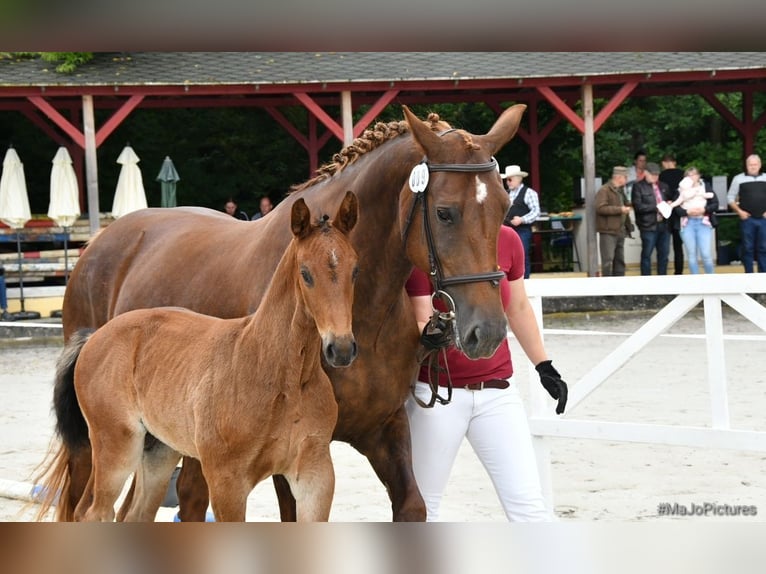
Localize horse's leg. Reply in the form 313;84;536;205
124;443;181;522
64;447;93;521
286;440;335;522
175;456;210;521
352;406;426;521
272;475;297;522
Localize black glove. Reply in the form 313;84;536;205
419;312;454;351
535;360;568;415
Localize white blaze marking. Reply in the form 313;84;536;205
475;176;487;203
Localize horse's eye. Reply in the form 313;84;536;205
436;207;453;223
352;266;359;282
300;267;313;287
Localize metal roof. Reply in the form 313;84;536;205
1;52;764;89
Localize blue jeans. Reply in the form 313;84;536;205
514;224;532;279
639;222;671;275
740;217;766;273
0;274;7;311
680;217;714;274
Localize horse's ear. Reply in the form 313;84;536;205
402;105;442;158
476;104;527;155
291;198;312;239
335;190;358;235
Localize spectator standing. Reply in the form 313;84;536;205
675;167;718;274
501;165;540;279
595;166;633;276
251;196;274;221
626;149;647;202
726;154;766;273
659;154;686;274
224;198;249;221
631;162;672;275
0;261;12;321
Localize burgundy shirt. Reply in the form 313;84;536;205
405;225;524;386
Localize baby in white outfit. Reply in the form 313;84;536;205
669;176;713;227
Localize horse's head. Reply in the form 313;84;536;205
399;104;526;359
292;191;359;368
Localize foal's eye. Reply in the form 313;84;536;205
436;207;454;223
300;267;314;287
352;266;359;282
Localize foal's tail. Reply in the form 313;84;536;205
33;330;94;521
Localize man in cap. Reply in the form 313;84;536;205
631;162;672;275
595;166;634;276
501;165;540;279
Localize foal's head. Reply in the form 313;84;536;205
291;191;359;368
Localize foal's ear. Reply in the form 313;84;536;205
291;198;312;239
335;190;358;235
403;105;442;158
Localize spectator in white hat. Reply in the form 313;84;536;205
501;165;540;279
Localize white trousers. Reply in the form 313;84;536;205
406;380;550;522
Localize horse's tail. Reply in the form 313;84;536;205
33;329;94;521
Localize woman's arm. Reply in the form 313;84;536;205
409;294;433;332
505;276;547;365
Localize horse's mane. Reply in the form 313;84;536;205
289;112;457;194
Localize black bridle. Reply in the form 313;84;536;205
402;154;505;301
402;141;505;408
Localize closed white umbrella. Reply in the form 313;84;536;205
111;145;148;218
0;147;31;229
0;146;40;319
47;146;81;283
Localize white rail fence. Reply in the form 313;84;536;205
523;273;766;510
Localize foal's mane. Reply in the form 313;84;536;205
289;112;465;194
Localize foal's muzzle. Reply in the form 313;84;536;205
322;334;358;368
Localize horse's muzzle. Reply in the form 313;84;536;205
458;317;506;360
322;334;358;368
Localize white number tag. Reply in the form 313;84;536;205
409;164;429;193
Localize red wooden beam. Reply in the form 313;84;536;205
700;92;743;132
264;106;309;150
537;86;585;133
594;82;638;131
352;90;400;137
27;95;85;148
294;92;344;142
21;109;68;146
95;94;145;147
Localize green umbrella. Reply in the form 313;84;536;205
156;156;180;208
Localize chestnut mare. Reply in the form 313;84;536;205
37;194;359;521
39;104;526;522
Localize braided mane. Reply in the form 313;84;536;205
290;112;455;193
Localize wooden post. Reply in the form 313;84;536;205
341;91;353;147
82;95;100;236
581;84;598;277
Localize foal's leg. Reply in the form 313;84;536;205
124;443;181;522
203;463;254;522
81;427;145;522
286;439;335;522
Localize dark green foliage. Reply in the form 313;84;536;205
39;52;94;73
